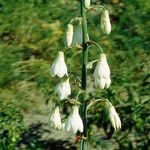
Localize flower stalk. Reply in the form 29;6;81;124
80;0;88;149
50;1;121;150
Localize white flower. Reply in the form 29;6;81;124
65;106;83;133
55;78;71;100
50;106;62;129
101;9;111;35
66;24;73;47
50;51;68;78
84;0;91;9
72;22;83;45
94;53;111;89
109;106;121;130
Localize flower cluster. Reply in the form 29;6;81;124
50;105;83;133
49;1;121;136
50;50;83;133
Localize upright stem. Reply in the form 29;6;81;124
80;0;88;150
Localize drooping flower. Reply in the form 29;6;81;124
55;78;71;100
101;9;111;35
50;51;68;78
65;106;83;133
50;106;62;129
94;53;111;89
66;24;73;47
72;21;83;45
108;106;121;130
84;0;91;9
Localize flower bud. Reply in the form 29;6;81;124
94;53;111;89
55;78;71;100
50;51;68;78
65;106;83;133
66;24;73;47
84;0;91;9
50;106;62;129
101;9;111;35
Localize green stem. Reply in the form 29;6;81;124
80;0;88;150
87;40;104;53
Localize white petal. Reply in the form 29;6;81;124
77;116;83;132
100;78;106;89
50;62;57;77
110;115;116;130
65;115;72;131
71;116;78;133
94;61;100;78
66;24;73;47
105;77;111;88
72;22;83;45
99;54;110;78
109;106;121;130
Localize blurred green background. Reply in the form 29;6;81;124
0;0;150;149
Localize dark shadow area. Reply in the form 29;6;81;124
17;122;77;150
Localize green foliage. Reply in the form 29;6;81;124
0;89;25;149
0;0;149;149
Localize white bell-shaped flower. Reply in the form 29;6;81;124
101;9;111;35
65;106;83;133
84;0;91;9
55;78;71;100
94;53;111;89
50;106;62;129
50;51;68;78
66;24;73;47
109;106;121;130
72;21;83;45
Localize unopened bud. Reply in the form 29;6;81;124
101;9;111;35
84;0;91;9
66;24;73;47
